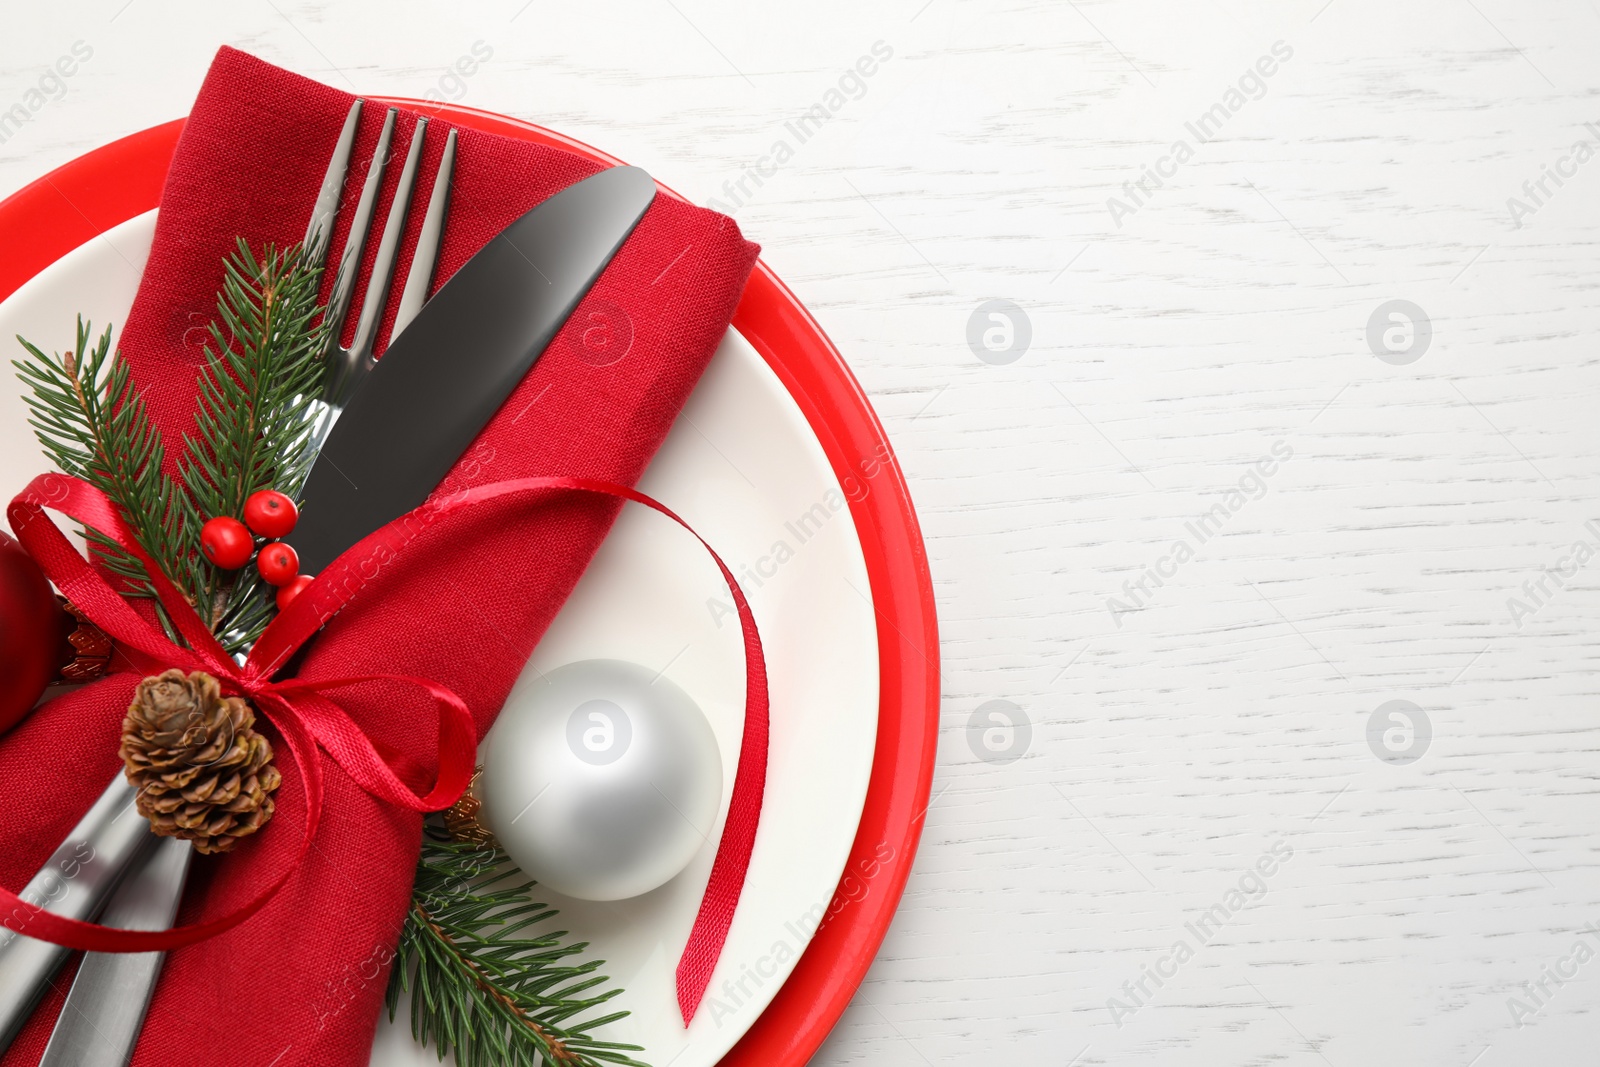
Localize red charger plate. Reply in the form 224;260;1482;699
0;100;938;1064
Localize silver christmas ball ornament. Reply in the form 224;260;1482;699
479;659;723;901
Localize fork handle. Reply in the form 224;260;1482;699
37;836;192;1067
0;774;152;1049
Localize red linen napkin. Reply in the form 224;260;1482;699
0;46;757;1066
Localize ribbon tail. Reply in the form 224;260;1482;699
659;492;769;1026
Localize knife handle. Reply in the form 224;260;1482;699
0;775;152;1050
37;836;192;1067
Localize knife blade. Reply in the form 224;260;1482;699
293;164;657;574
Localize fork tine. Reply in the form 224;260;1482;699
322;106;398;360
391;127;456;339
347;115;428;363
303;99;363;262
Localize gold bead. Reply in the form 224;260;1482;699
443;767;496;846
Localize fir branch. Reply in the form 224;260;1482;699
181;238;331;646
388;834;648;1067
13;317;195;640
14;238;332;650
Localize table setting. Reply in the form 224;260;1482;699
0;45;938;1067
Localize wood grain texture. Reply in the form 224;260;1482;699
3;1;1599;1063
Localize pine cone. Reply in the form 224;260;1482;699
120;669;282;855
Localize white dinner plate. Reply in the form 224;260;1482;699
0;211;880;1067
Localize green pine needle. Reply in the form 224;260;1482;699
14;239;331;651
388;833;650;1067
13;316;193;641
183;238;331;647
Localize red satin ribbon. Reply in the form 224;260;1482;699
4;471;767;1025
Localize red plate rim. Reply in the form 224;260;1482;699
0;99;939;1065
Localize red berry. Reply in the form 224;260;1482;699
200;517;253;570
243;490;298;539
256;542;300;586
276;574;314;611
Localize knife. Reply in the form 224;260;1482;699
10;163;657;1059
294;163;657;574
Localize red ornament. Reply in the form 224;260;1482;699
243;490;298;539
0;532;71;733
200;517;253;570
257;542;300;587
275;574;314;611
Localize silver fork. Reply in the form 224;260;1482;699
0;98;458;1064
308;99;459;447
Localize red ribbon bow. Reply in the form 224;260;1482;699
3;470;767;1025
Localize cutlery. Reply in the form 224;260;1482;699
35;837;191;1067
0;779;158;1046
0;95;453;1055
293;160;656;573
15;103;657;1061
311;101;457;441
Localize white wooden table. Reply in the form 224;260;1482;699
4;1;1599;1063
